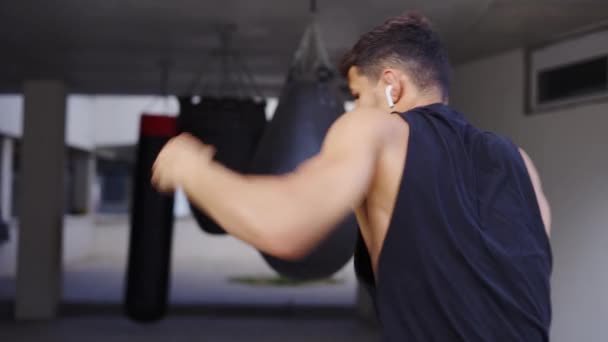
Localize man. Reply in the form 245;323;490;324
152;12;552;341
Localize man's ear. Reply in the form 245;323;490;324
381;69;404;104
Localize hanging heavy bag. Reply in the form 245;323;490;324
250;20;358;280
178;97;266;234
125;114;176;322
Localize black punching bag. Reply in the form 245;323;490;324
125;114;176;322
250;20;358;280
251;80;358;280
178;97;266;234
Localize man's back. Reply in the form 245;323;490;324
355;103;552;341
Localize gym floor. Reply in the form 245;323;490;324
0;316;379;342
0;216;378;341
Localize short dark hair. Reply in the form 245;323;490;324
339;12;451;100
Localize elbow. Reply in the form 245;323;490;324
229;199;310;260
267;244;309;261
241;184;321;261
258;224;315;261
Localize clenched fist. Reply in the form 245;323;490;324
151;133;215;193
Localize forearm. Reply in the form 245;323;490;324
180;160;289;253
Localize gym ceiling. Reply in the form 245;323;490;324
1;0;607;96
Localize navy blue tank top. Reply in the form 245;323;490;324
355;103;552;341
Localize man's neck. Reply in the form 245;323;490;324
392;95;444;113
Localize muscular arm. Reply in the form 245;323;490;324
180;110;386;259
519;148;552;236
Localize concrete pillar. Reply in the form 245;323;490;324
0;137;13;222
16;81;67;320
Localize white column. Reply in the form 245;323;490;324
16;80;67;320
0;137;13;222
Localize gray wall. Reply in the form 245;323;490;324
451;49;608;342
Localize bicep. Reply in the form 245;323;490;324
519;148;552;236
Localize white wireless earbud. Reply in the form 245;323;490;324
385;85;395;108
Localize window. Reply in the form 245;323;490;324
537;56;608;104
527;28;608;113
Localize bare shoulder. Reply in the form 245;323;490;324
330;108;409;143
518;148;552;236
518;148;542;188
